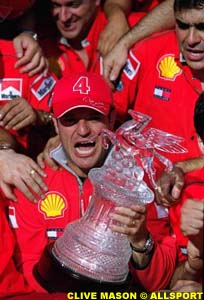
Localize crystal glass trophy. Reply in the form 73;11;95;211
34;110;187;291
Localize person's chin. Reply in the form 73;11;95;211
187;60;204;71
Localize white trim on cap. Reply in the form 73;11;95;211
56;105;106;119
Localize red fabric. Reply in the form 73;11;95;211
129;201;181;291
0;203;33;299
8;165;93;292
129;236;178;291
115;30;203;163
0;39;56;150
52;73;113;118
7;162;181;292
40;9;142;80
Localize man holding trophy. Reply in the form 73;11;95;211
6;72;200;294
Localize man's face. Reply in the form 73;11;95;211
175;8;204;70
50;0;100;41
55;108;110;177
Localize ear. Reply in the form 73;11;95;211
53;118;59;135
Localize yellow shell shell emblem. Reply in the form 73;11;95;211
39;193;66;218
158;55;182;80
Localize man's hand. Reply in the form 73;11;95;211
155;166;184;207
37;135;60;170
0;98;37;130
103;38;128;85
171;280;202;292
13;32;49;76
110;205;148;246
98;17;129;56
186;240;203;275
181;199;204;237
0;150;48;202
181;199;204;255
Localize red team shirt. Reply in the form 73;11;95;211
115;30;203;160
8;146;180;292
40;9;143;79
8;147;93;292
0;202;33;298
0;39;56;150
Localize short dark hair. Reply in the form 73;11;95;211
174;0;204;11
194;93;204;141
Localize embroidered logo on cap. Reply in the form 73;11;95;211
157;55;182;81
39;192;67;219
0;78;22;101
73;76;90;94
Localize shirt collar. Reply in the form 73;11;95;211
50;144;84;185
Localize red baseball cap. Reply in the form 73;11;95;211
52;73;113;118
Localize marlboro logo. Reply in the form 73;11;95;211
0;78;22;101
31;75;56;101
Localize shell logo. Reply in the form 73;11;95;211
39;192;67;219
157;55;182;80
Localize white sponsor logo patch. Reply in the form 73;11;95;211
0;78;22;101
123;50;140;80
31;75;56;101
8;206;18;228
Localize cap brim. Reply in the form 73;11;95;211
56;105;106;119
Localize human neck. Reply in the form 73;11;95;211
67;161;88;179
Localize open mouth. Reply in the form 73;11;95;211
186;48;204;58
75;140;96;155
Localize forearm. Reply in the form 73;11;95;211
103;0;132;19
170;259;203;288
0;127;18;150
175;156;204;173
119;0;174;49
170;240;203;288
130;236;178;291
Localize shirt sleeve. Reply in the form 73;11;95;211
28;72;57;112
0;206;33;298
129;236;178;291
8;193;48;293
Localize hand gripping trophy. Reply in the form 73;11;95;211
34;110;187;292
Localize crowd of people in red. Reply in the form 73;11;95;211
0;0;203;299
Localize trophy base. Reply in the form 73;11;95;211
34;243;131;293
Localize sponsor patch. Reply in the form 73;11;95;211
155;203;169;219
180;246;188;256
123;50;140;80
157;54;182;81
38;192;67;219
115;79;124;91
47;228;64;240
31;75;56;101
0;78;22;101
8;206;18;228
154;86;171;101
